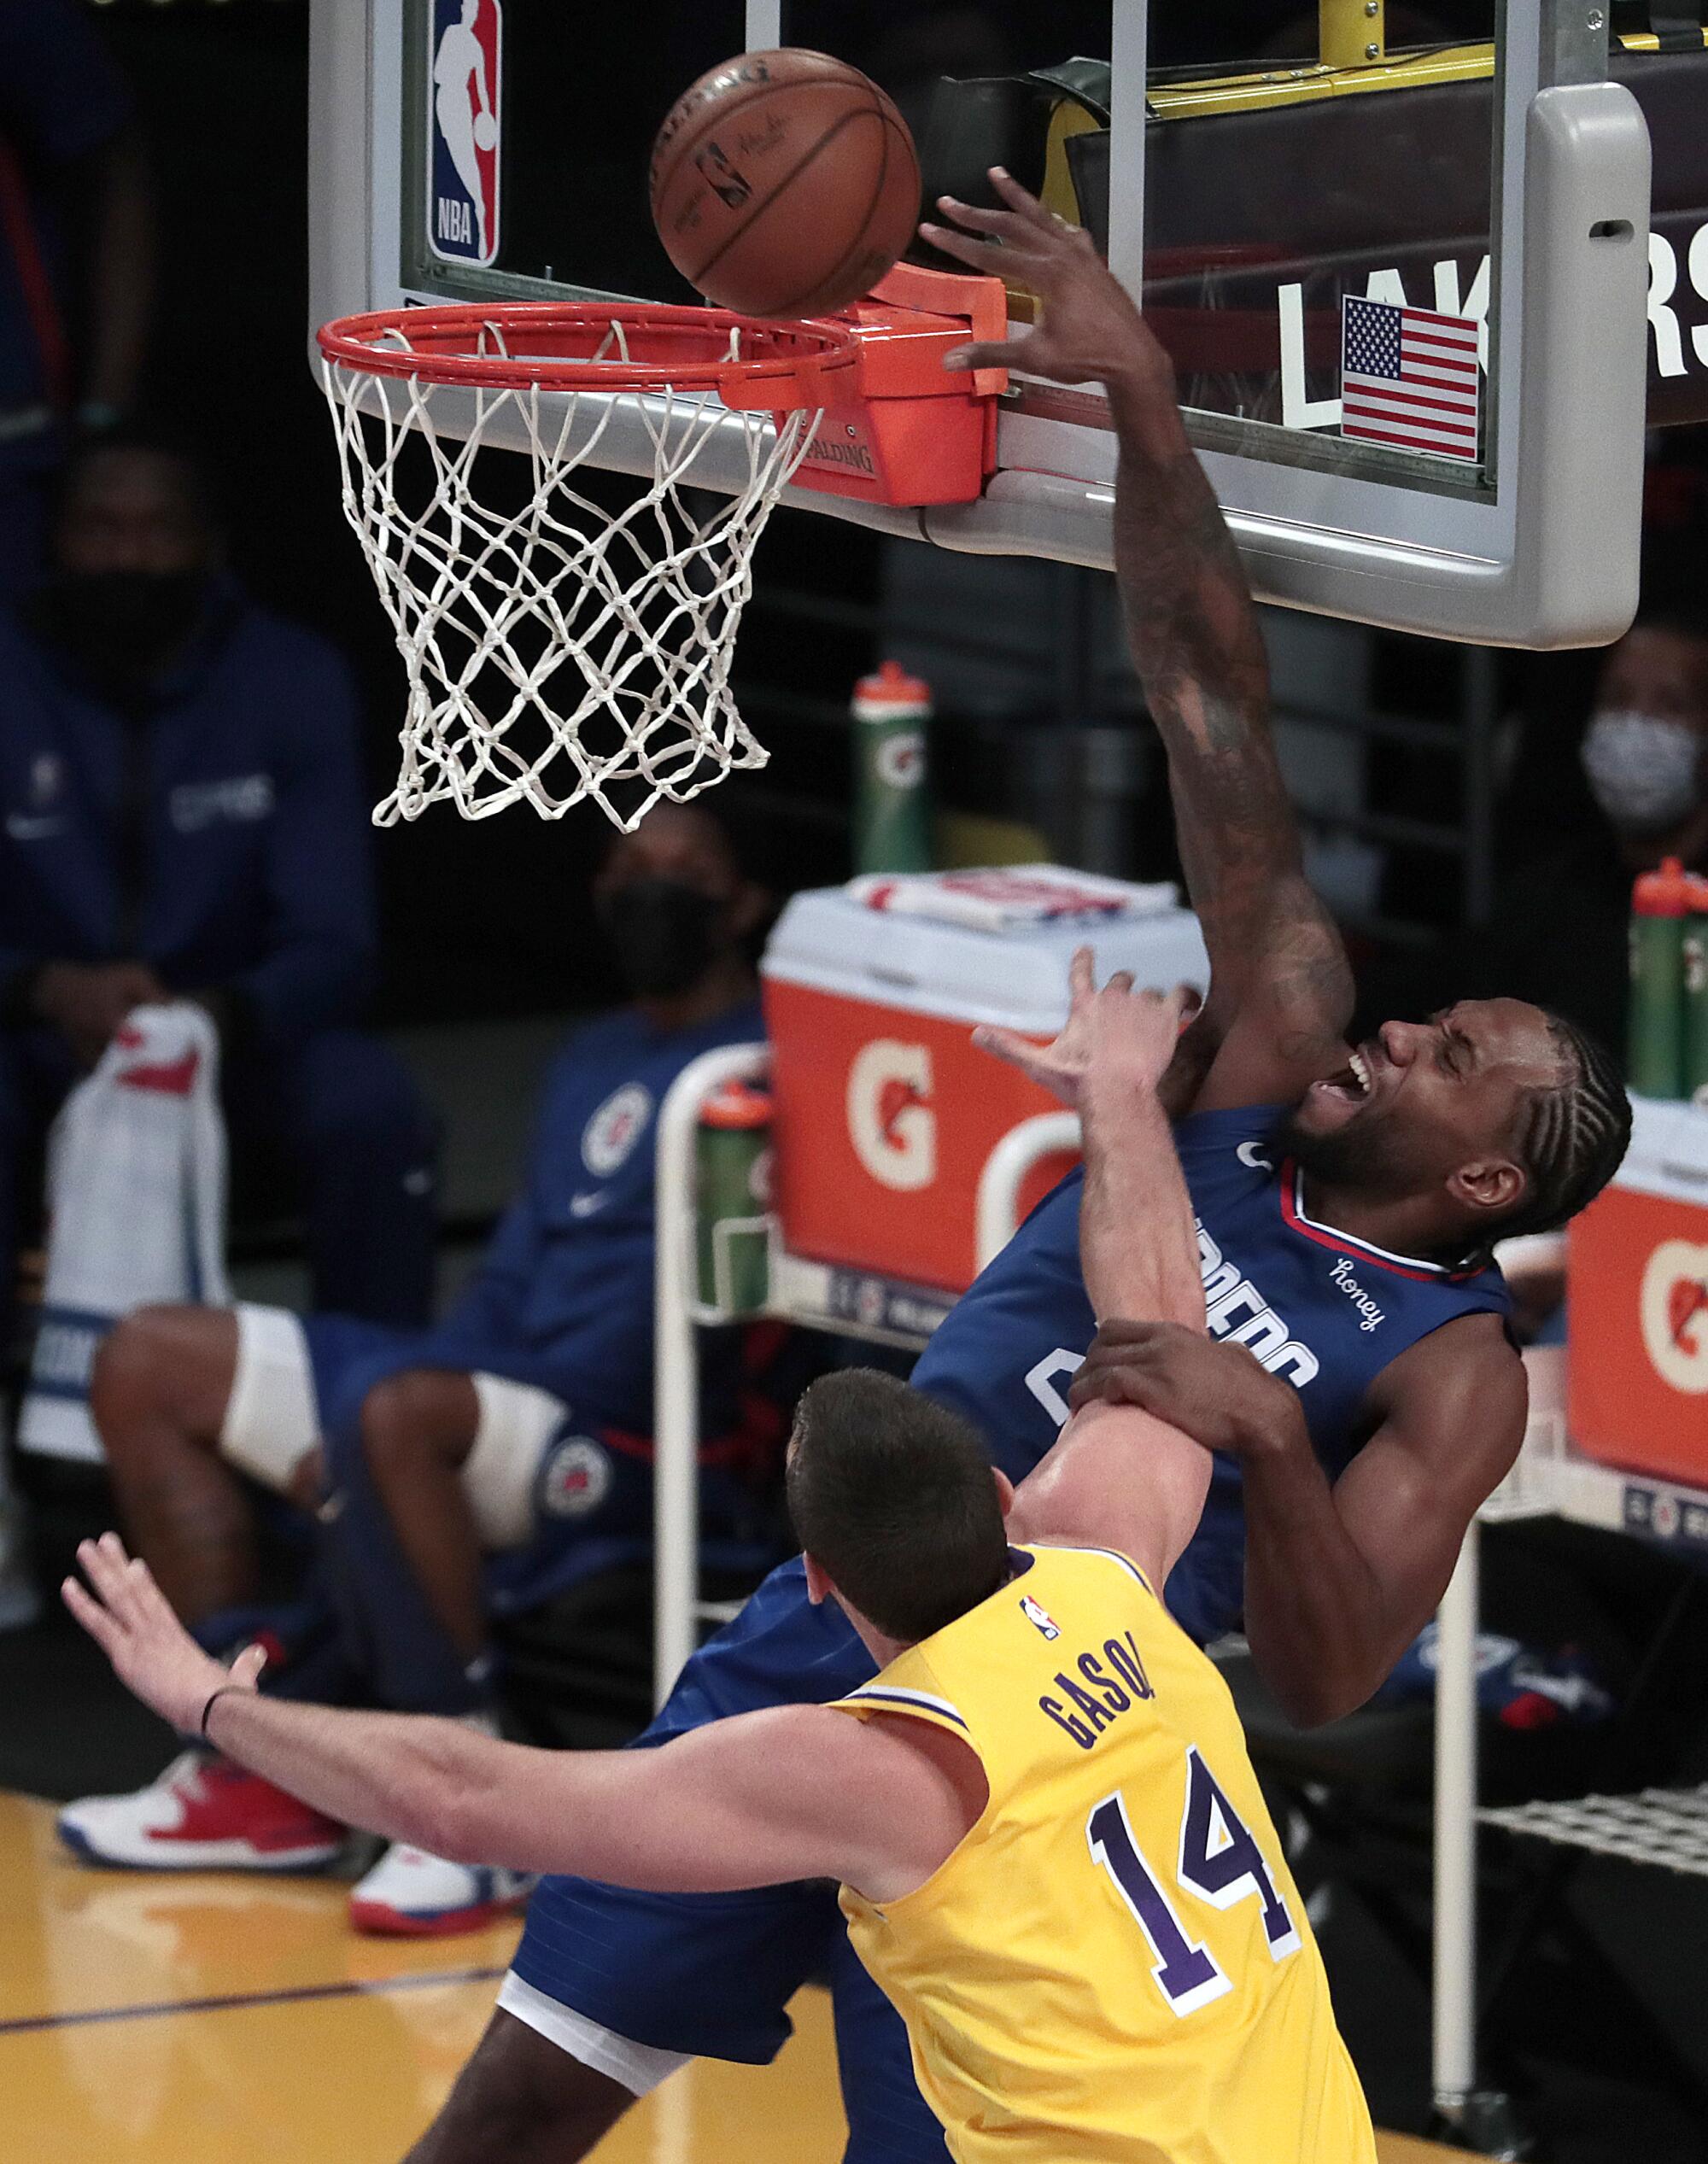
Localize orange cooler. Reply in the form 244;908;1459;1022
1570;1094;1708;1484
760;868;1209;1294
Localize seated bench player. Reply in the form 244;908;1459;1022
317;175;1633;2164
65;980;1378;2164
0;425;437;1333
56;802;788;1937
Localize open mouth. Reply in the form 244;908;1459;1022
1316;1046;1375;1108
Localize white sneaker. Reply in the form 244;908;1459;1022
348;1841;535;1937
57;1749;346;1872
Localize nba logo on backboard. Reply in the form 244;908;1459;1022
428;0;501;267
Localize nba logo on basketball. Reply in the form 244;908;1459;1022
429;0;501;267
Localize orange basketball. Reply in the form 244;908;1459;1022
649;49;921;319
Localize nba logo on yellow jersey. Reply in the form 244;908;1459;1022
1019;1594;1060;1641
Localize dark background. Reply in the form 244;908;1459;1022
85;0;1514;1028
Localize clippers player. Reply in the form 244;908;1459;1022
66;983;1378;2164
363;177;1631;2161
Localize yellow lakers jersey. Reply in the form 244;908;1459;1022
832;1543;1377;2164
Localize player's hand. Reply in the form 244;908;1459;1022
1068;1319;1301;1459
920;168;1172;394
1085;980;1189;1098
62;1534;265;1734
973;946;1144;1106
32;961;166;1068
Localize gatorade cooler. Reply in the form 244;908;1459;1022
761;866;1209;1294
1569;1094;1708;1485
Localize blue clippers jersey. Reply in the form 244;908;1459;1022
911;1102;1511;1645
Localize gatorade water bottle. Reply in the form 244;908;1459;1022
696;1079;772;1313
853;660;933;874
1629;857;1691;1099
1683;871;1708;1102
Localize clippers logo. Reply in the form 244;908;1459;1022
1641;1239;1708;1395
429;0;501;266
582;1083;652;1179
539;1436;612;1520
847;1040;936;1192
1021;1594;1061;1641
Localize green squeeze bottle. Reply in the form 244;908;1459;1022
696;1079;772;1313
1629;857;1690;1099
852;660;933;874
1682;871;1708;1104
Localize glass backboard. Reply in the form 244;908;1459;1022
308;1;1654;647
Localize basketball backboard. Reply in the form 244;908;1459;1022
309;2;1654;649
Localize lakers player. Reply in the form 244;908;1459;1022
66;977;1374;2164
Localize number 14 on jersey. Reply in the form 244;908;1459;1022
1087;1746;1301;2017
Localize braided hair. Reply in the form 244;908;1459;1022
1495;1013;1631;1245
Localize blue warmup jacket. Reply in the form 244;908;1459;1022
0;578;377;1039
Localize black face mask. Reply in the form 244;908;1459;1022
29;569;208;686
600;876;724;998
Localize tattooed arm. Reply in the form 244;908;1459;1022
927;173;1354;1112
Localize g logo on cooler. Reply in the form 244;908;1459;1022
847;1039;936;1191
582;1083;652;1178
1640;1239;1708;1394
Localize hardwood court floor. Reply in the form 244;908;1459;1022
0;1791;1466;2163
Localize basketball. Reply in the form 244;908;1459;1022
472;110;497;153
649;49;921;319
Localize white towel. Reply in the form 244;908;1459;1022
846;865;1179;933
17;1003;231;1465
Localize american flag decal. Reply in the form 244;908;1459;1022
1341;295;1481;462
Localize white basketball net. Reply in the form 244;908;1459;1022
320;321;823;830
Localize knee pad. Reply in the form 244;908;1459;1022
219;1304;319;1494
462;1377;570;1549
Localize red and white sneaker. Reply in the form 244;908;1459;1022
348;1843;534;1937
56;1750;346;1872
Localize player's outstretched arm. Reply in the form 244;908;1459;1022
1009;986;1213;1586
1074;983;1203;1333
926;173;1354;1114
62;1535;972;1896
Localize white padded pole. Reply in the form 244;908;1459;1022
1432;1521;1482;2114
652;1042;769;1711
974;1113;1083;1272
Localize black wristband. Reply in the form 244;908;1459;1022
200;1685;242;1738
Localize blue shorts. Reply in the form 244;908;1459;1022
512;1558;951;2163
297;1315;781;1614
